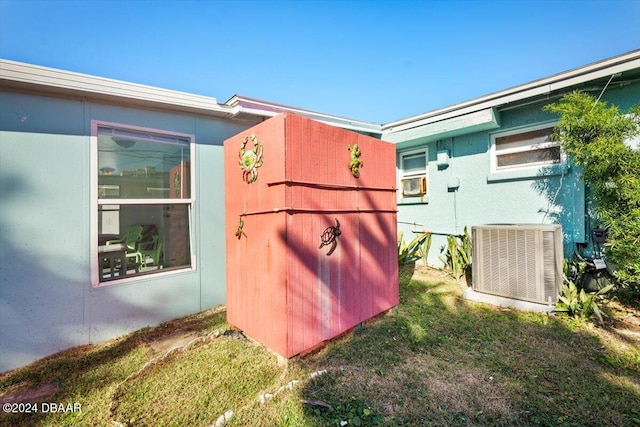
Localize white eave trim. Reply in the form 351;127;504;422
383;50;640;135
386;107;500;146
226;95;382;135
0;59;237;116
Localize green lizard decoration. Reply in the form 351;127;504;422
235;216;247;239
347;144;363;178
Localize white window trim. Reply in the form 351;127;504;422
399;148;428;198
490;122;563;173
90;120;196;287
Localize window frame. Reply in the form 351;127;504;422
90;120;196;287
490;122;563;173
398;148;428;198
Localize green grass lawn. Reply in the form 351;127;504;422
1;266;639;426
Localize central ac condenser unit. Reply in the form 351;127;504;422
471;224;563;305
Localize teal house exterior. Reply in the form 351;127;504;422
0;65;251;373
384;50;640;266
0;61;379;372
1;50;638;372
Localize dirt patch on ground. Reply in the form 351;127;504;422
607;299;640;348
0;382;59;404
312;357;517;424
143;330;203;354
410;265;453;283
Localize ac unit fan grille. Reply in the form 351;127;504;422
542;230;559;300
473;225;562;305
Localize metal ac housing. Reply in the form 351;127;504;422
472;224;563;305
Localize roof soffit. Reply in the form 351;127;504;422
382;50;640;135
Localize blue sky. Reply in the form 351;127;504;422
1;0;639;123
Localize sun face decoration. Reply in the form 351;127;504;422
239;134;264;184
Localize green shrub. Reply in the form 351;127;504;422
398;231;431;265
545;92;640;291
439;226;472;279
555;280;613;325
418;232;432;265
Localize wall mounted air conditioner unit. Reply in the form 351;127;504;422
472;224;563;305
401;176;427;196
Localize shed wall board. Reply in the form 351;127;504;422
225;113;398;359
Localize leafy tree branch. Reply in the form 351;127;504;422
544;91;640;290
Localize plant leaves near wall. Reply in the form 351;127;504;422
439;227;472;279
398;231;431;265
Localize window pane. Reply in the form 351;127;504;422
98;204;120;235
402;153;426;174
98;204;191;282
98;127;190;199
497;146;561;168
495;127;554;152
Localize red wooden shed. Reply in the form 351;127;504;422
224;113;398;358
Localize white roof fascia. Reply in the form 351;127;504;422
385;107;499;145
383;50;640;135
226;95;383;135
0;59;238;117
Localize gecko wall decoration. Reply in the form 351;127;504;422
347;144;363;178
235;216;247;239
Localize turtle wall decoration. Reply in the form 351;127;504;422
319;218;341;256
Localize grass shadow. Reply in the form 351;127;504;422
0;308;228;427
294;266;640;426
2;269;639;426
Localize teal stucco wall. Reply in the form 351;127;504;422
0;90;251;372
395;81;640;267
